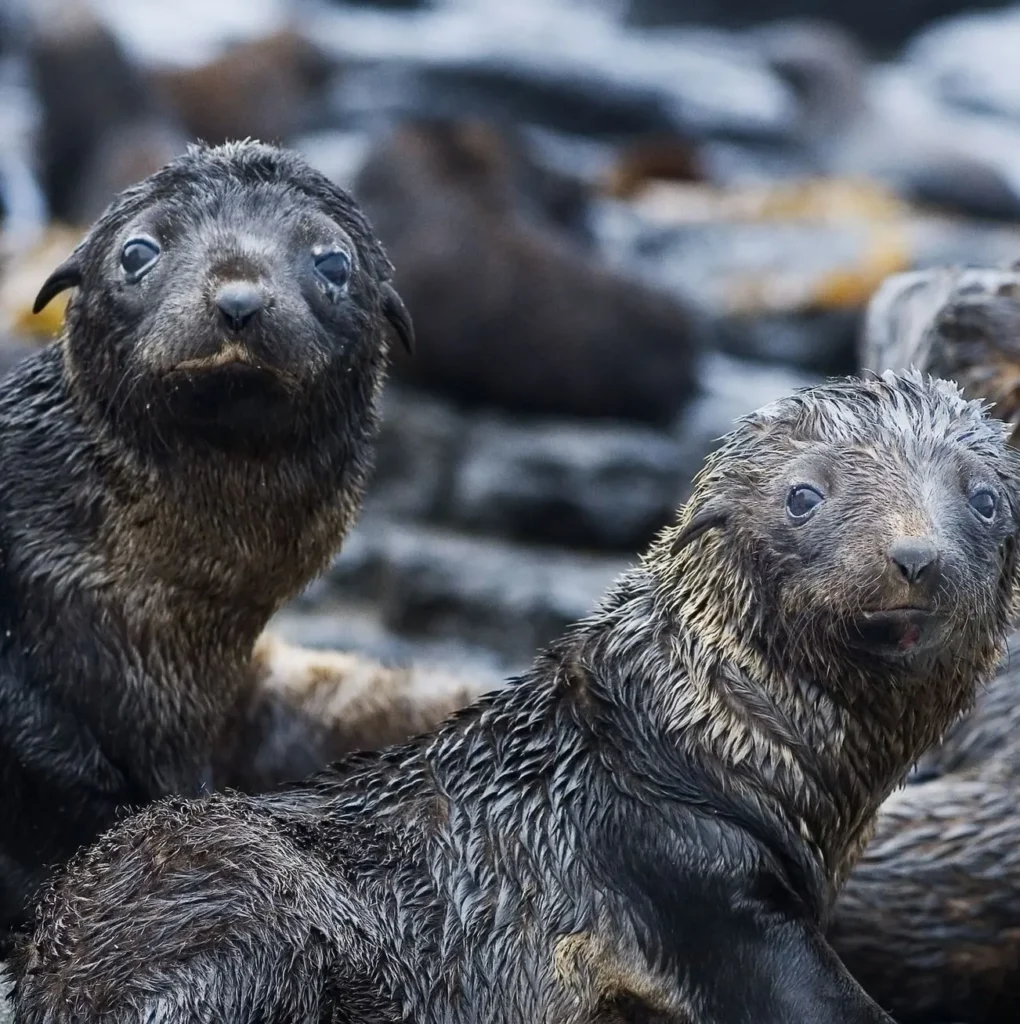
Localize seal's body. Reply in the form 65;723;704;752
354;118;703;425
831;632;1020;1024
12;371;1020;1023
0;139;474;941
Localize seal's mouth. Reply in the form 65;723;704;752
850;607;941;656
163;357;294;437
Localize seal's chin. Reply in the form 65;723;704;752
163;360;295;441
849;608;942;658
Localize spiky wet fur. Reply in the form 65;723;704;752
0;140;447;941
12;371;1020;1023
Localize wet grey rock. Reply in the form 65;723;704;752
447;415;687;551
906;7;1020;121
324;520;631;662
0;28;45;246
716;310;859;374
310;5;796;141
295;129;373;191
672;351;822;497
625;0;1011;53
600;216;870;372
595;187;1020;373
363;384;466;522
271;599;518;683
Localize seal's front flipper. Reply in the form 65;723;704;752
690;905;895;1024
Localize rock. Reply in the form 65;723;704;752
309;5;796;141
750;18;1020;222
447;415;687;551
624;0;1012;54
271;599;517;685
860;263;1020;440
84;0;289;68
672;350;823;495
294;129;373;192
906;6;1020;122
323;520;631;663
363;384;466;522
595;176;1020;371
0;225;81;342
0;24;46;250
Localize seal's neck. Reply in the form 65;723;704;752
566;555;990;897
1;346;364;682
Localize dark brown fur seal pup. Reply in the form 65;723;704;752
354;117;703;425
12;371;1020;1023
150;30;334;152
0;138;480;944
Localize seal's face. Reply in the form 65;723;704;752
32;141;413;453
667;371;1020;675
762;427;1013;661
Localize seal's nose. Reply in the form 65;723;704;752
215;281;263;331
887;537;940;585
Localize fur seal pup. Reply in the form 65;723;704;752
0;139;487;943
11;371;1020;1023
354;117;704;425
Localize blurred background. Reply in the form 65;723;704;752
3;0;1020;685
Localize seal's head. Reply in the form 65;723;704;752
656;370;1020;686
33;139;413;452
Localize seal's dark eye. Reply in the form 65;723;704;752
969;489;997;521
314;249;351;289
787;485;824;520
120;238;160;280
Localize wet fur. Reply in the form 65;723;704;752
0;140;473;944
353;117;703;425
11;371;1020;1023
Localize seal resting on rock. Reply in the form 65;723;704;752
11;371;1020;1023
0;139;488;945
354;117;704;425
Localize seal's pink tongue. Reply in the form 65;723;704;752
899;624;921;650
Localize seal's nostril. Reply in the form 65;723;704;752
215;281;263;331
887;537;940;585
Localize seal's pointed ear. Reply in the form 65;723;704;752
33;252;84;314
381;282;414;354
670;507;729;556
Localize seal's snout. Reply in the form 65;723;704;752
215;281;264;332
886;536;940;587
